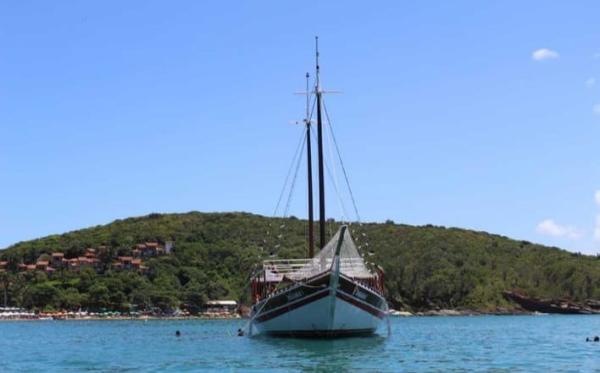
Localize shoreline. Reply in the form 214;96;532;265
0;310;244;322
0;315;242;322
3;311;599;322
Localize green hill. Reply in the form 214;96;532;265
1;211;599;313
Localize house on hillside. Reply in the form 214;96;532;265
50;253;65;268
32;260;55;274
66;258;80;271
143;242;164;257
132;242;172;258
77;257;97;270
113;256;148;273
131;259;149;274
114;256;133;270
85;248;97;258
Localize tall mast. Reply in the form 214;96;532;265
315;36;327;249
305;72;315;258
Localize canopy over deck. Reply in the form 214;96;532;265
259;227;374;282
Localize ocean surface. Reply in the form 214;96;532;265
0;316;599;372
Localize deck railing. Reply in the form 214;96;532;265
261;257;372;279
251;258;384;301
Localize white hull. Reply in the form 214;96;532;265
249;226;388;338
250;276;387;337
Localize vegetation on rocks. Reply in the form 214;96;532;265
1;211;599;313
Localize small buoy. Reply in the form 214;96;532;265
175;330;181;337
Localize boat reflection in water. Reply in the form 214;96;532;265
252;333;388;370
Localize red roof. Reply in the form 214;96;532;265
36;261;49;266
51;252;64;258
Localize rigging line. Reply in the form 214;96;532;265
324;106;346;223
309;129;351;222
322;99;362;223
273;128;307;216
283;131;307;217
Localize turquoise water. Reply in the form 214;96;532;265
0;316;599;372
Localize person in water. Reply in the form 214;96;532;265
175;330;181;337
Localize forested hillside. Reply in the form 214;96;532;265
1;211;599;313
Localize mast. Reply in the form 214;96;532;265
305;72;315;258
315;36;327;249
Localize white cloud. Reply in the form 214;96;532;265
594;104;600;115
532;48;560;61
536;219;582;239
585;77;596;88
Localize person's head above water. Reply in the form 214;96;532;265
175;330;181;337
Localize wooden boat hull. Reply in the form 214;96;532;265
250;272;387;337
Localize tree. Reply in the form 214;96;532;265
23;283;59;309
88;283;110;310
183;281;208;314
59;288;85;310
1;211;600;313
0;271;13;307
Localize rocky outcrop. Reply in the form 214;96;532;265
503;290;600;315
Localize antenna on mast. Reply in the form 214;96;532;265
315;36;320;91
305;72;310;123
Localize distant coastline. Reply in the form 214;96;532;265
0;307;517;321
6;307;600;322
0;313;242;322
1;212;599;316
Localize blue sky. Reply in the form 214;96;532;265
1;1;600;254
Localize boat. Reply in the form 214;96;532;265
247;38;389;338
